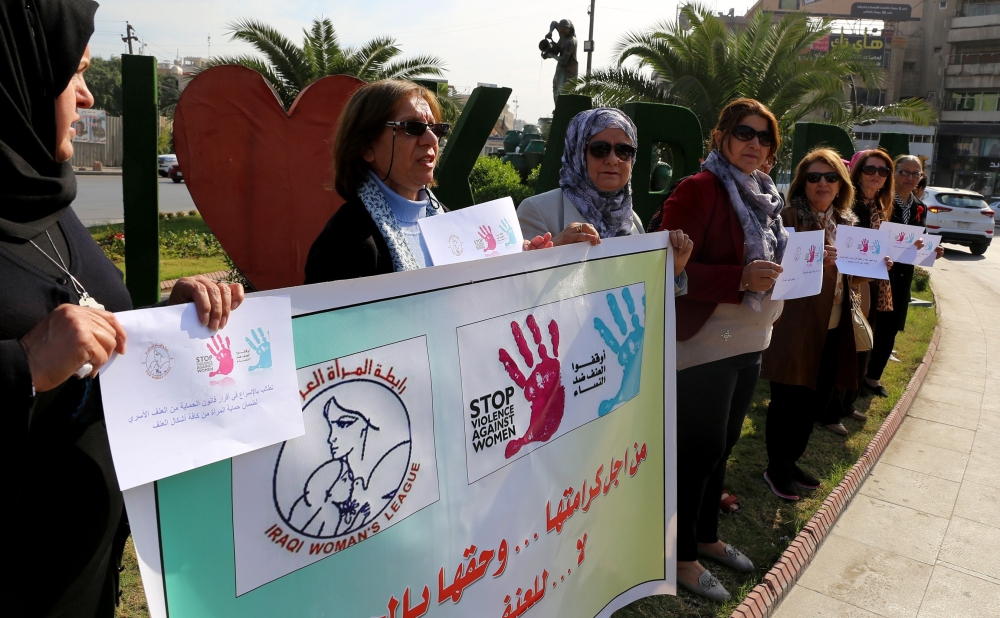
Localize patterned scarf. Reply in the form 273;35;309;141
356;176;440;272
864;196;894;312
793;195;858;312
703;150;789;311
894;193;916;225
559;108;638;238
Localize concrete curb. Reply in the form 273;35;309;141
730;293;943;618
75;169;123;176
160;270;231;292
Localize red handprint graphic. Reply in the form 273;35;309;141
859;238;870;253
806;245;817;263
478;225;498;255
207;334;234;377
896;232;905;242
498;315;565;459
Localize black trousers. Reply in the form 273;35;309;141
867;309;898;382
676;351;761;562
766;329;839;483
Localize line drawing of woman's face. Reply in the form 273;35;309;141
325;399;370;462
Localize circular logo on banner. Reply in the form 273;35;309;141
794;247;802;261
273;379;412;539
846;237;854;249
142;343;172;379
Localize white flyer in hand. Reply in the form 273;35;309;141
771;229;825;300
915;234;942;267
834;224;890;280
99;296;304;490
878;222;926;265
417;196;523;265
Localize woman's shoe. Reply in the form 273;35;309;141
791;465;821;490
850;410;868;422
677;569;731;602
764;471;800;501
864;382;889;398
825;422;849;436
697;544;754;573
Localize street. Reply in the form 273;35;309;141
72;175;198;226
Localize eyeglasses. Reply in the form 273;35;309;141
385;121;450;138
896;169;922;179
805;171;840;184
861;165;890;178
587;141;637;161
730;124;774;147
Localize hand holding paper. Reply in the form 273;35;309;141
418;197;524;265
772;230;825;301
834;225;890;279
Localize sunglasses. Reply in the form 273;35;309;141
730;124;774;146
805;171;841;184
896;169;922;179
587;141;637;161
862;165;890;178
385;121;450;138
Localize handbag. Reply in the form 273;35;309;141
850;287;874;352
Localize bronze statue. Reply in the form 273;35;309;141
539;19;578;106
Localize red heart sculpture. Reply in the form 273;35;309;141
174;66;365;291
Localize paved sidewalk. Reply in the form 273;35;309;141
772;246;1000;618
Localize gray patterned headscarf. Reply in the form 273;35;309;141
559;108;638;238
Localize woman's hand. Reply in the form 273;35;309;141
523;233;554;251
913;238;925;250
884;256;894;270
19;304;127;392
934;245;945;259
669;229;693;278
823;245;837;266
552;222;600;247
168;275;245;331
741;260;783;293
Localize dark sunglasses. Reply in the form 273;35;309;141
730;124;774;146
897;169;922;179
385;121;450;138
805;171;841;184
861;165;890;178
587;141;637;161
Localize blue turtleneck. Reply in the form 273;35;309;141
368;171;434;268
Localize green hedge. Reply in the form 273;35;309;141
468;157;538;206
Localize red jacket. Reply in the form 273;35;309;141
657;170;747;341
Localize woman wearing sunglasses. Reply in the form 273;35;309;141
516;108;693;284
863;155;944;397
305;80;551;283
655;98;787;601
761;149;885;502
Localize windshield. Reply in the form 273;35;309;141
937;193;987;209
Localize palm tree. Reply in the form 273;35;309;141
208;17;447;109
568;4;936;171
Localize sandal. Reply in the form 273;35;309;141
720;492;741;514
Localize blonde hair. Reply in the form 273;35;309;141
788;148;855;218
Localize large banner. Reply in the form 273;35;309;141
124;235;677;618
761;0;921;20
72;108;107;143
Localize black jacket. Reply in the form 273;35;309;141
884;195;926;331
304;195;447;284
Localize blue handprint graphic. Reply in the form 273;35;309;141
593;288;644;417
872;239;881;255
246;327;272;371
498;218;519;247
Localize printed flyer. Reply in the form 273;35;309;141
123;234;677;618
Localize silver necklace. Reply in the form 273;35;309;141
29;231;104;310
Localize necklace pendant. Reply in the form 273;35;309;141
79;294;105;311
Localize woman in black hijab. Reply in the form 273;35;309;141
1;2;243;615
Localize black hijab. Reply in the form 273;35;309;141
0;0;98;240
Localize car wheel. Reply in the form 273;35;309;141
970;242;988;256
172;177;182;183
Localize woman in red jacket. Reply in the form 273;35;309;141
657;98;788;601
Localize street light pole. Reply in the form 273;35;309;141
586;0;596;77
121;21;138;55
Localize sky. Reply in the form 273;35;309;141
87;0;757;125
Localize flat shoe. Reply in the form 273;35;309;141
698;544;754;573
825;423;849;436
764;471;800;501
865;383;889;398
791;465;821;490
677;569;731;602
850;410;868;422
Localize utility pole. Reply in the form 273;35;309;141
207;34;211;60
122;21;138;55
585;0;596;77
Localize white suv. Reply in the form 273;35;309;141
922;187;995;255
158;154;178;177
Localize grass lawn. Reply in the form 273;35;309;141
113;284;937;618
88;215;229;282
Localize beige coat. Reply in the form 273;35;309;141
516;188;644;239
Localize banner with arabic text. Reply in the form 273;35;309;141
124;234;677;618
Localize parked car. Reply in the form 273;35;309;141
168;163;184;183
922;187;994;255
988;198;1000;222
158;154;178;177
